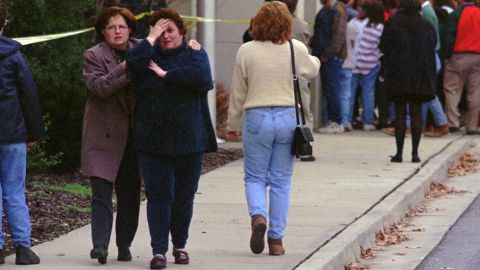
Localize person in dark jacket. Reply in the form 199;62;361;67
311;0;348;134
379;0;437;163
0;6;43;265
126;8;217;270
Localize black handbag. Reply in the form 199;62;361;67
288;40;314;157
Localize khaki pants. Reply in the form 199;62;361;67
443;53;480;132
298;76;313;129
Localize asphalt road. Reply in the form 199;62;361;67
417;194;480;270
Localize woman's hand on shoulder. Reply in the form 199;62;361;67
148;60;167;78
187;39;202;51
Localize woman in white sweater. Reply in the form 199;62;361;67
227;1;319;256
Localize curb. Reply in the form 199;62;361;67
294;136;475;270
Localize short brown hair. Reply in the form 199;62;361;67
95;6;136;39
252;1;292;44
150;8;187;36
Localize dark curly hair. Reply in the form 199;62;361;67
149;8;187;36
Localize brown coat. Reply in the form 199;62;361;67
80;40;137;182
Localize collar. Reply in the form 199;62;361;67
421;1;430;8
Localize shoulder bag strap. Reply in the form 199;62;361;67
288;40;307;126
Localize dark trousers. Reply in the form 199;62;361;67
91;140;141;249
138;152;203;256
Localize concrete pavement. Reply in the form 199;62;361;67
3;131;476;269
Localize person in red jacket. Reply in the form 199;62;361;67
443;0;480;135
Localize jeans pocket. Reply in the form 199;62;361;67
277;111;297;143
245;110;266;135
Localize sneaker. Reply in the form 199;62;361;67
15;246;40;265
363;124;376;131
318;122;344;134
344;123;353;132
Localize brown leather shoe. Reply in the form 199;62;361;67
425;124;449;137
268;238;285;256
250;215;267;254
172;249;189;265
150;254;166;269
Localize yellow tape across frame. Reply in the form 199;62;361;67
12;13;249;46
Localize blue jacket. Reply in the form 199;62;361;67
126;39;217;156
0;35;45;145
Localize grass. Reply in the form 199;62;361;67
35;183;92;197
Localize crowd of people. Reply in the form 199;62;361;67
1;0;479;269
311;0;480;144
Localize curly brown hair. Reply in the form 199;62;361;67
150;8;187;36
95;6;136;39
252;1;292;44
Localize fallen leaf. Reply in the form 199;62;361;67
345;262;369;270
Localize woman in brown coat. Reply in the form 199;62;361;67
81;7;140;264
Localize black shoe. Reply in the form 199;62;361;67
0;249;5;264
449;127;460;133
117;247;132;261
15;246;40;265
390;155;402;163
466;131;479;135
90;247;108;264
412;155;421;163
300;155;316;162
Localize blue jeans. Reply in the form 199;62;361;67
138;152;203;255
349;65;380;125
242;107;296;239
421;53;448;126
422;96;448;126
0;143;32;247
339;68;353;126
320;57;344;124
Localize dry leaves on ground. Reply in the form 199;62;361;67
360;248;375;260
448;152;478;177
425;182;465;200
375;223;409;246
345;262;369;270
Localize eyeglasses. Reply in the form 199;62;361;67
105;24;129;32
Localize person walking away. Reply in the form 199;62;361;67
81;7;141;264
126;8;217;269
0;4;43;265
311;0;348;133
228;1;320;256
442;0;480;135
379;0;437;163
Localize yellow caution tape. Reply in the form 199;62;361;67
12;13;250;46
135;11;250;25
13;28;94;46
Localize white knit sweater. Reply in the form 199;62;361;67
227;39;320;131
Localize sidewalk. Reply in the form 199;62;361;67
4;131;475;269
